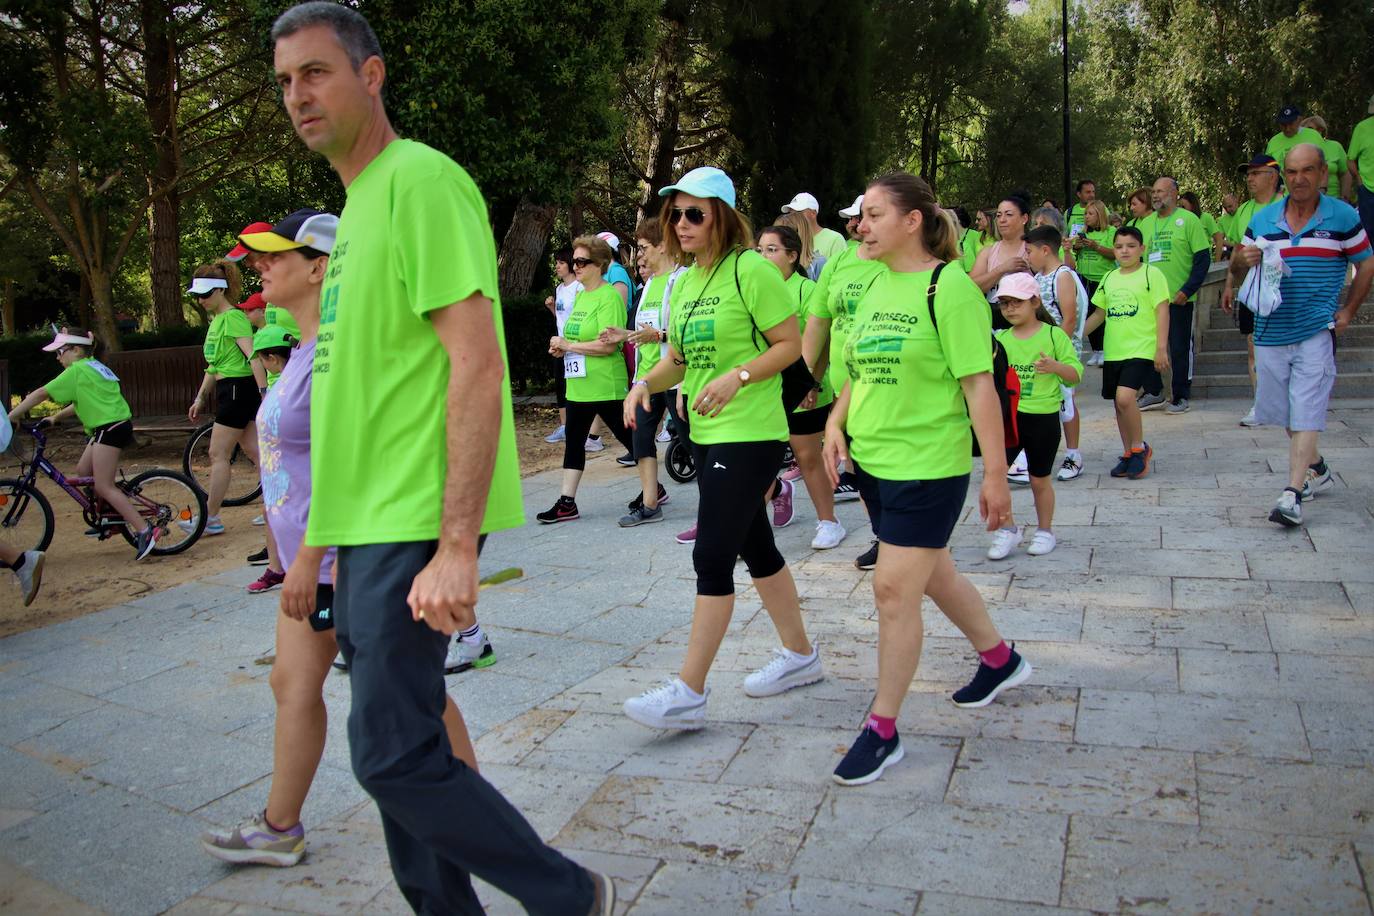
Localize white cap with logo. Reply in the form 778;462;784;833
781;192;820;214
838;195;865;218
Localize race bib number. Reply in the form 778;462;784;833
563;353;587;379
87;360;120;382
1070;223;1085;237
638;309;661;331
1148;250;1164;263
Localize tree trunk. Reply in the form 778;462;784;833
77;273;94;330
497;195;558;299
143;0;185;327
2;278;14;336
636;14;687;223
88;268;122;352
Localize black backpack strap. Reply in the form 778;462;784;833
924;262;947;334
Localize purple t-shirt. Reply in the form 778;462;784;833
257;340;335;583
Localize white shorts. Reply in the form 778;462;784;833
1254;331;1336;432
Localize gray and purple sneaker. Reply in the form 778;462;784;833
200;812;305;867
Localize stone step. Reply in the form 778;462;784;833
1195;346;1374;374
1201;324;1374;351
1190;371;1374;398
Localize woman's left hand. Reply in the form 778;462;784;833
798;388;818;411
979;474;1013;533
692;370;744;417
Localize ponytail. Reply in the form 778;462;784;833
60;326;105;361
192;259;243;305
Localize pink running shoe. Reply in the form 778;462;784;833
771;478;795;528
248;568;285;594
675;523;698;545
780;462;803;482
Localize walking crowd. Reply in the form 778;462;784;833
3;2;1373;913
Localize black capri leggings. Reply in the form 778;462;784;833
1084;279;1105;351
691;439;787;596
632;392;667;460
562;399;634;471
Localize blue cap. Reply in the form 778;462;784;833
1238;153;1280;174
1276;105;1301;124
658;167;736;209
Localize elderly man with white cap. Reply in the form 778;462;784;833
782;191;849;261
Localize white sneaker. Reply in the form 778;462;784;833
1007;450;1029;485
545;425;566;443
1089;351;1105;367
445;633;495;673
1026;529;1057;556
811;519;847;549
987;526;1022;560
1056;454;1084;481
743;648;825;697
251;514;265;526
624;678;708;730
15;549;45;607
656;428;671;443
1238;405;1259;428
584;436;605;452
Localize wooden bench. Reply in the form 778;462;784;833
104;346;211;432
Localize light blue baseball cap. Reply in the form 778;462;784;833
658;167;736;209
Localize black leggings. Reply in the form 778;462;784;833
691;440;787;596
1084;279;1105;351
562;400;634;471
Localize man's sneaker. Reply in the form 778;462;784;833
987;526;1021;560
584;436;605;452
331;651;348;672
833;481;861;502
1304;458;1333;499
811;519;847;549
1109;452;1133;478
780;462;803;482
1269;487;1303;527
200;812;305;867
655;427;671;443
14;550;45;607
855;539;879;570
133;524;159;561
627;484;669;511
545;425;566;443
248;568;285;594
952;646;1032;708
445;634;495;673
251;514;265;526
1026;528;1057;556
623;677;708;730
247;547;270;566
743;648;824;697
832;726;905;786
1056;454;1084;481
1239;405;1259;427
1166;398;1190;415
1007;450;1029;485
675;523;697;544
771;477;795;528
616;451;636;467
590;870;616;915
1126;443;1152;480
536;496;579;524
1137;392;1166;411
619;504;664;527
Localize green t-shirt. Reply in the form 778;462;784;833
813;227;849;261
1073;228;1116;282
1218;211;1235;241
264;304;301;339
1265;127;1323;169
1125;216;1153;252
1350;116;1374;193
44;358;132;435
1227;195;1283;245
1066;204;1088;238
1318;138;1347;197
995;323;1082;415
959;229;983;273
203;309;254;378
784;270;832;410
1091;265;1169;362
563;283;629;402
1199;211;1222;245
1141;208;1210;299
633;273;668;380
668;249;793;446
306;139;523;547
809;244;887;396
844;264;992;480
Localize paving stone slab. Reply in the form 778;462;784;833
519;710;753;783
915;892;1093;915
20;645;186;698
630;861;920;914
1081;606;1272;652
1171;577;1353;614
0;858;104;915
1299;701;1374;765
1344;581;1374;615
1061;815;1368;913
1014;640;1179;691
1093;546;1249;579
1178;648;1374;702
0;678;105;744
925;602;1085;643
191;763;370;837
99;661;275;735
793;796;1066;904
0;744;94;815
1005;573;1172;609
474;847;661;916
947;738;1198;824
1075;688;1310;759
1264;613;1374;656
1195;754;1374;840
471;707;574;766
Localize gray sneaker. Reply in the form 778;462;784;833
1137;393;1166;411
200;812;305;867
618;504;664;527
133;524;159;561
1268;488;1302;527
1166;398;1190;415
14;549;45;607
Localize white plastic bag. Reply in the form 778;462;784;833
1238;238;1289;317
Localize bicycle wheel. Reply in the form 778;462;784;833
119;469;207;555
0;477;55;554
665;438;696;483
183;422;262;507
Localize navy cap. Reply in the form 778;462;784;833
1276;105;1302;124
1238;154;1280;174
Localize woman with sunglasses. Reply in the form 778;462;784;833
756;224;846;549
621;167;823;730
824;172;1029;786
186;260;266;536
537;236;637;524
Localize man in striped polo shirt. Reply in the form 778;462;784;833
1231;143;1373;527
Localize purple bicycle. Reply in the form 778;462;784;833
1;424;207;556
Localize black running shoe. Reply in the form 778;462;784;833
855;539;879;571
536;496;580;524
833;481;861;502
133;524;159;561
247;547;270;566
832;725;905;786
952;645;1033;708
627;484;670;511
616;452;636;467
1109;452;1132;478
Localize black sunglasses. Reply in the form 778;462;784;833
669;206;707;226
191;290;215;299
571;257;596;269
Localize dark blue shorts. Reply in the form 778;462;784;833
852;462;969;549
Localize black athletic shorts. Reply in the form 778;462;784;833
308;582;335;632
1006;411;1061;478
89;418;135;450
786;402;830;436
1101;358;1161;400
214;376;261;429
1236;303;1254;336
852;461;969;549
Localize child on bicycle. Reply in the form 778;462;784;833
7;328;159;560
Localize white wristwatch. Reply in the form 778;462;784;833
737;368;751;385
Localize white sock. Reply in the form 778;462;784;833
676;677;704;700
1066;448;1082;460
784;646;817;662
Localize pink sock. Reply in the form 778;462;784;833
980;641;1011;669
867;714;896;739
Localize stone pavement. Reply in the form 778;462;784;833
2;393;1373;915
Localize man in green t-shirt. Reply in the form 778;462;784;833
1349;94;1374;244
1138;177;1211;414
782;191;848;260
1301;116;1350;200
1065;179;1095;238
1266;105;1323;168
271;5;611;912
